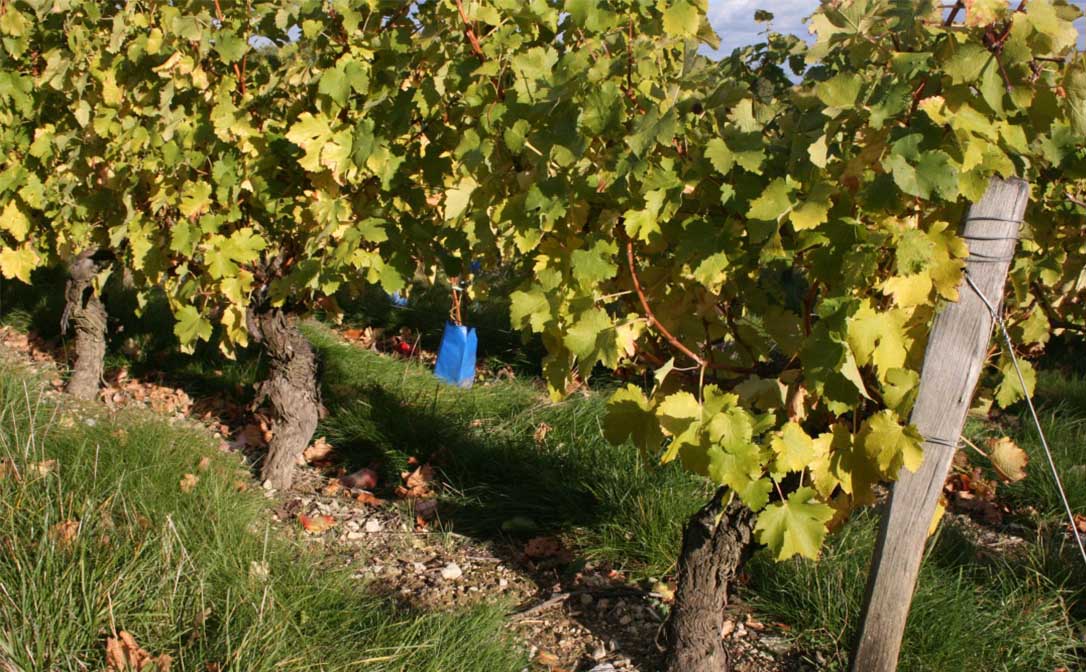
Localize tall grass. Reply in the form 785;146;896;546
0;365;525;672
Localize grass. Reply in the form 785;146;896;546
745;513;1078;671
0;364;526;672
306;323;708;580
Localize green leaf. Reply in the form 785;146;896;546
816;73;862;109
755;487;835;561
214;32;246;63
771;422;817;474
705;138;734;175
604;384;665;455
174;305;213;349
995;355;1036;408
444;178;478;221
747;179;794;221
859;410;924;475
658;0;700;38
179;182;213;218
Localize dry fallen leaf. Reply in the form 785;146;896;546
303;437;335;464
299;514;336;533
987;436;1029;483
179;474;199;493
1072;513;1086;535
721;619;736;638
396;463;436;499
534;650;562;669
533;422;552;445
49;519;79;548
31;459;57;476
321;480;343;497
105;631;172;671
354;491;385;507
196;457;211;472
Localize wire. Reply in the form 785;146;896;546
964;271;1086;569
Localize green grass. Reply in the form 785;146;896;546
744;513;1078;671
0;364;526;672
306;323;708;580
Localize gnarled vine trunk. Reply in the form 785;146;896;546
61;254;107;400
252;308;321;490
665;489;756;672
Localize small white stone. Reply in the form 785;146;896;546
498;578;509;588
364;518;382;533
440;562;463;580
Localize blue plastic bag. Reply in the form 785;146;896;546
387;291;408;307
434;322;477;388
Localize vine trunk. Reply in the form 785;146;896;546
665;490;755;672
62;254;107;400
252;308;321;490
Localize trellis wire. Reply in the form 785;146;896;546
964;271;1086;570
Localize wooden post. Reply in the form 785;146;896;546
849;178;1029;671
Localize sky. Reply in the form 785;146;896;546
704;0;1086;55
706;0;819;55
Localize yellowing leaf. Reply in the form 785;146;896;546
859;410;924;476
987;436;1028;482
880;273;932;307
604;385;664;456
0;245;39;283
0;202;30;241
771;422;817;474
754;486;835;560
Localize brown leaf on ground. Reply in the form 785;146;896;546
49;519;79;548
1072;513;1086;535
233;480;250;492
299;514;336;533
303;437;335;465
196;456;211;472
179;474;199;493
533;422;552;445
987;436;1028;482
395;463;436;499
31;459;57;476
341;468;379;490
534;650;562;668
321;480;343;497
105;631;172;671
355;491;385;507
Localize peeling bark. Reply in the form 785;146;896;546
61;254;107;400
252;309;321;490
665;490;756;672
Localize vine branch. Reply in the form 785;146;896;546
454;0;485;60
626;239;752;374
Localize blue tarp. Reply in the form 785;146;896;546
434;321;477;388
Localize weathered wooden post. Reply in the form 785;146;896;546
850;177;1029;671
